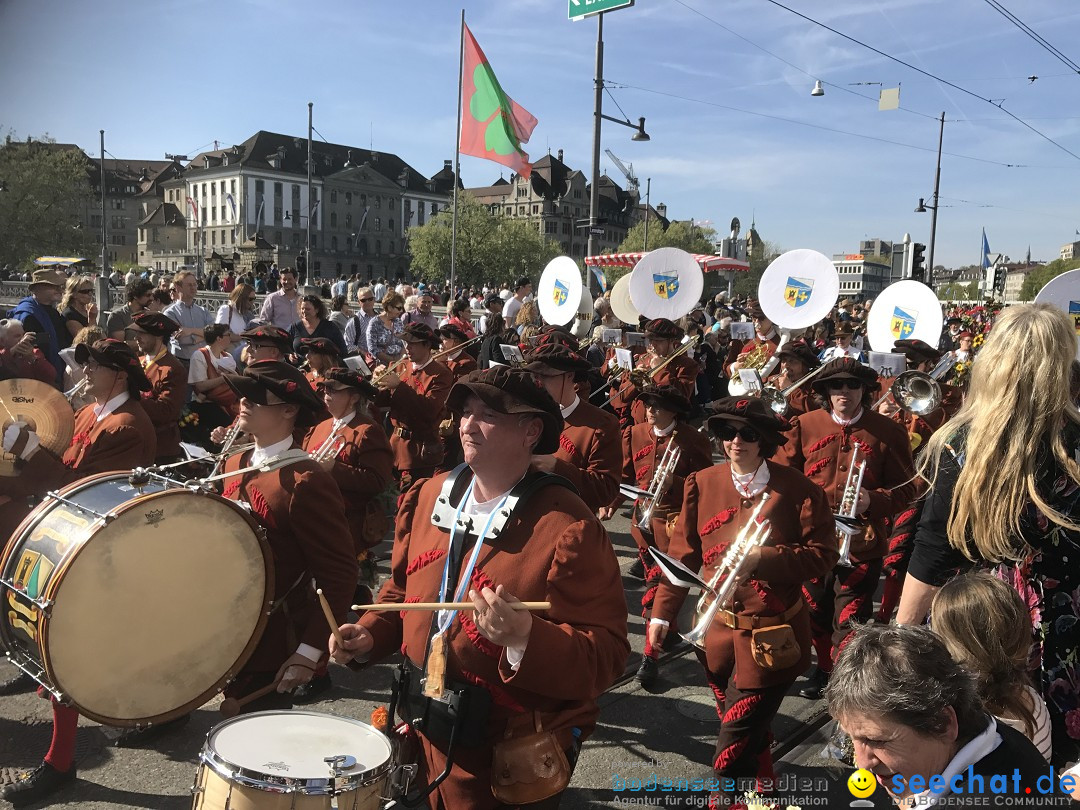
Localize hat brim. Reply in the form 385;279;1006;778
638;391;691;417
446;380;561;454
319;378;378;400
74;342;151;390
223;373;323;427
706;413;788;447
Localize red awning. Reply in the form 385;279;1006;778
584;252;750;272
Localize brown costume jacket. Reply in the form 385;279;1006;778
775;408;917;561
141;350;188;459
221;444;358;673
652;462;836;689
444;352;477;381
549;399;622;513
302;411;393;551
628;354;700;425
359;470;630;809
375;359;455;471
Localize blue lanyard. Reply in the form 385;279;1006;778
434;480;510;637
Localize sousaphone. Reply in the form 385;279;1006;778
628;248;704;321
1034;268;1080;355
866;280;943;352
537;256;583;327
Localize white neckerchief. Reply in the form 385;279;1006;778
250;435;293;467
561;395;581;419
93;391;131;423
902;717;1000;807
332;410;357;432
731;460;770;498
832;407;864;427
757;327;778;341
411;356;433;372
652;421;676;438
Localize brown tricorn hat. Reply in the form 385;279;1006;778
222;360;325;427
445;367;562;454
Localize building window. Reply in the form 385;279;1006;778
291;207;299;223
387;241;394;254
331;190;338;204
374;217;381;231
330;212;338;227
375;196;381;209
375;240;382;255
292;233;301;247
431;203;437;216
332;236;338;251
345;192;352;205
388;218;394;234
360;194;367;207
211;231;216;245
418;207;425;226
231;179;237;194
255;180;264;193
274;206;283;224
292;184;300;199
275;230;282;244
358;239;368;255
345;213;352;228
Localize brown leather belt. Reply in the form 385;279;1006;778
718;599;803;631
394;427;436;441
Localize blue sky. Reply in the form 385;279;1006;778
2;0;1078;269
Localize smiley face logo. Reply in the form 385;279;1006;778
848;768;877;799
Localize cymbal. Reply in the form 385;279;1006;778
0;378;74;477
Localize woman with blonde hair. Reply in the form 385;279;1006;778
59;275;97;338
898;303;1080;764
216;282;255;361
931;572;1052;761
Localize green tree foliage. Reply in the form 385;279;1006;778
407;193;561;288
0;132;94;270
732;239;784;298
1019;257;1080;301
605;219;720;287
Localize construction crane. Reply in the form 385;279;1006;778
604;149;639;194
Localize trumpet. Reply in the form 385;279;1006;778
635;443;682;532
760;364;829;415
834;447;867;568
310;424;346;462
63;377;89;403
598;336;699;409
682;492;772;650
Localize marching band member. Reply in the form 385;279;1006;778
776;358;917;700
649;398;835;785
219;360;358;712
240;324;292;364
130;312;189;464
525;342;622;514
818;322;864;363
763;339;821;417
607;384;712;689
330;367;629;809
373;323;455;491
298;336;341;389
437;324;477;380
727;303;778;378
1;339;157;806
608;318;699;427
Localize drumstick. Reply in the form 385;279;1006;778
219;681;280;718
352;601;551;612
316;587;345;647
0;396;17;425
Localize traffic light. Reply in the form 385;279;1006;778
910;243;926;283
993;265;1006;291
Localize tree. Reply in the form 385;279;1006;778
407;193;561;289
618;219;719;255
1019;257;1080;301
732;239;784;298
0;132;94;271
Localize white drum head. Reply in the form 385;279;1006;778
610;273;639;327
571;286;594;339
46;488;269;723
758;250;839;329
208;710;392;782
537;256;583;327
867;280;943;351
629;248;704;320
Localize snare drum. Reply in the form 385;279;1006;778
192;710;393;810
0;471;272;726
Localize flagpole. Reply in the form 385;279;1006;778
450;9;465;298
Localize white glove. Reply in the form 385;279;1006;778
3;422;40;460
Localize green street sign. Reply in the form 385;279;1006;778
569;0;634;22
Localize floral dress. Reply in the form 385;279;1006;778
909;425;1080;763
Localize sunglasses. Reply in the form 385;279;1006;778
826;380;863;392
715;424;761;443
359;297;374;303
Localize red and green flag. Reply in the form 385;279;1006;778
459;23;538;179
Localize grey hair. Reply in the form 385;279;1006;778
826;624;986;744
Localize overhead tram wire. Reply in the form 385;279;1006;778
608;80;1043;168
670;0;941;122
979;0;1080;76
758;0;1080;162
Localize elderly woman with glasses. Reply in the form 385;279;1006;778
648;396;836;786
60;275;98;339
776;357;918;701
828;624;1063;807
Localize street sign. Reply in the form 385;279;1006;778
569;0;633;21
589;227;605;236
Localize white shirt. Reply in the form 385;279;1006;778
652;421;676;438
502;296;523;323
94;391;131;423
820;345;864;363
831;407;864;428
188;348;237;400
903;717;1001;807
215;303;248;335
561;395;581;419
249;435;294;468
731;460;770;498
332;410;357;432
411;357;432;373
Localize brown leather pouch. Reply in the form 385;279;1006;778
491;712;570;805
751;624;801;671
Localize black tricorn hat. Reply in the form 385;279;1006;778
445;367;562;454
241;324;291;352
75;339;151;391
131;311;180;337
706;396;788;447
523;342;591;374
810;357;879;396
222;360;324;427
320;366;378;400
638;384;692;417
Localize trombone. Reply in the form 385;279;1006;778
759;364;829;415
430;333;483;363
371;356;409;387
871;354;953;415
598;336;699;409
682;493;772;650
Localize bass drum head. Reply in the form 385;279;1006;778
206;710;393;788
44;487;270;725
757;249;839;330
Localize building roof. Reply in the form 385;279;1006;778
138;202;185;228
182;131;455;196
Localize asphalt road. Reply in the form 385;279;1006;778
0;504;859;809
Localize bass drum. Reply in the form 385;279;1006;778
0;472;272;727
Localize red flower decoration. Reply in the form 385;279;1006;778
284;381;298;393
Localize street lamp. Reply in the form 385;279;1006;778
914;112;946;288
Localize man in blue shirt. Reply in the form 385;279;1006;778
162;271;213;365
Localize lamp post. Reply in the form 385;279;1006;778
99;130;108;276
585;12;649;294
306;102;314;284
642;177;651;251
914;112;945;288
